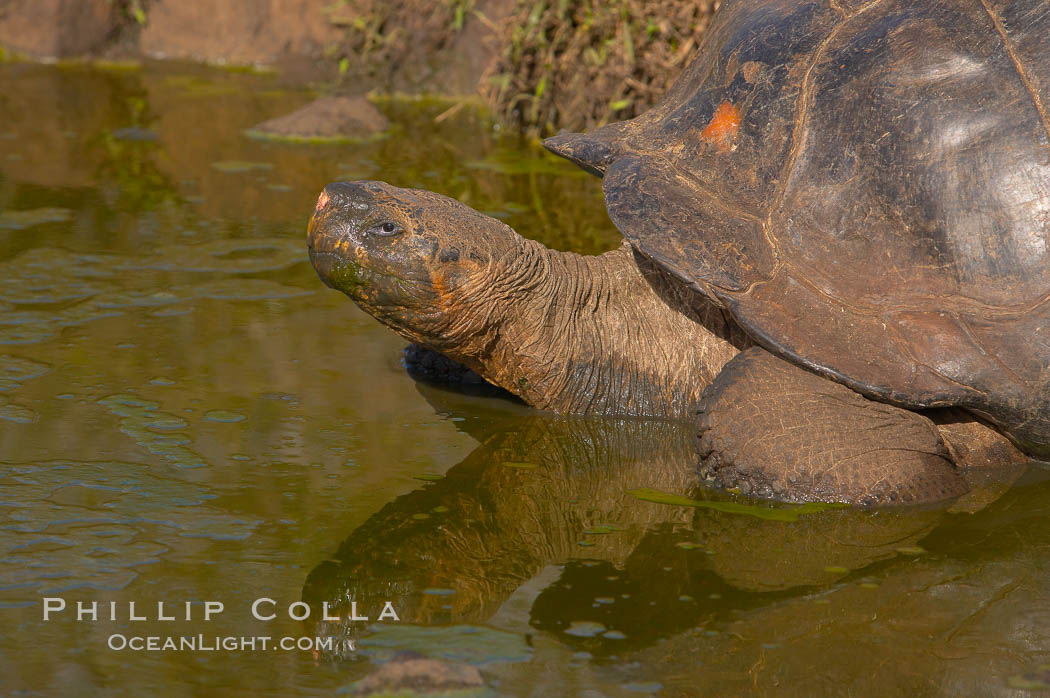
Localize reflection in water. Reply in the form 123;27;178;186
303;384;975;659
305;400;1050;693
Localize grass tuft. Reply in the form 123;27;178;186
482;0;720;135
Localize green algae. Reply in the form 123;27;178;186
0;207;73;230
1008;666;1050;690
243;127;390;146
627;487;849;522
164;75;244;98
210;160;275;173
91;59;143;72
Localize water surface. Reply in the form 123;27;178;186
0;60;1048;697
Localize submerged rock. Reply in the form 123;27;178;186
247;96;389;143
348;655;485;696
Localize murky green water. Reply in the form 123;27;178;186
0;61;1048;697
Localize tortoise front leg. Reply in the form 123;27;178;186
696;348;1027;506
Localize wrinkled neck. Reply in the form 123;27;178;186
454;238;746;418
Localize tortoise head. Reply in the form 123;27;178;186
307;181;520;351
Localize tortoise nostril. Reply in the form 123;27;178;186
320;181;374;215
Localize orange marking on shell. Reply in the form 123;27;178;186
701;101;742;153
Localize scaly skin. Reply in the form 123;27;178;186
307;180;747;418
307;180;1029;505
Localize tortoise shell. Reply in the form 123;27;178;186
545;0;1050;454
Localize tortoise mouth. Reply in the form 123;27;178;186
306;247;340;285
307;248;348;288
308;247;370;296
308;245;424;309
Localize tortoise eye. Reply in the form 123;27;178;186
374;221;402;236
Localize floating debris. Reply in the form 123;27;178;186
582;524;624;535
564;621;606;637
422;588;456;596
111;127;158;142
144;416;189;431
203;410;246;423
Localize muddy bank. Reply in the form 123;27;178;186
0;0;717;133
0;0;515;94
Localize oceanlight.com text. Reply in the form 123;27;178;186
106;634;353;653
